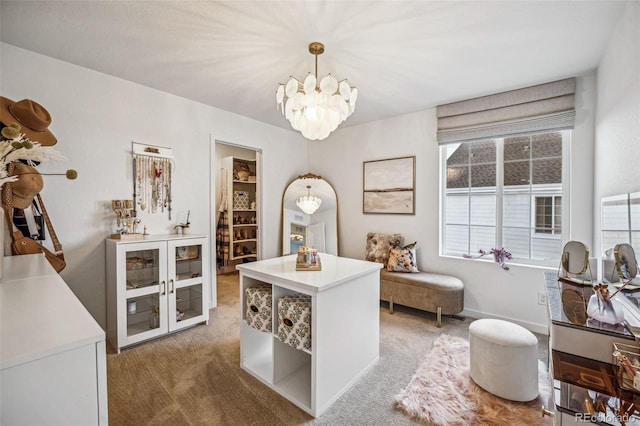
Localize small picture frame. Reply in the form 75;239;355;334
363;156;415;214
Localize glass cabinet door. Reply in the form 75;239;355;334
168;238;209;331
174;283;204;323
126;292;161;337
120;242;168;344
125;247;160;290
173;244;203;282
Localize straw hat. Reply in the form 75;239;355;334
9;163;44;209
0;97;57;146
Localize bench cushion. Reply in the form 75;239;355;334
380;270;464;315
380;270;463;291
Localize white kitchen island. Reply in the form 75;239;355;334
236;254;382;417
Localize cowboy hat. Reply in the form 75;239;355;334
0;97;57;146
9;163;44;209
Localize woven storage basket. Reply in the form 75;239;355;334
277;294;312;351
233;191;250;210
245;285;272;332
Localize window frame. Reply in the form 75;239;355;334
439;130;571;266
533;194;562;238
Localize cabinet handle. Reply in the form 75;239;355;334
161;280;166;296
170;279;175;294
541;406;554;417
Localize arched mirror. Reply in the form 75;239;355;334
281;173;338;256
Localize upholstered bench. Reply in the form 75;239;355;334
365;232;464;327
380;270;464;327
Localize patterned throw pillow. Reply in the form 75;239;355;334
387;242;420;272
365;232;404;266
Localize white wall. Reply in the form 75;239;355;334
594;0;640;257
309;76;596;333
5;2;635;334
0;43;307;328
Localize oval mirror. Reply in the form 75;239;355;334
561;241;589;275
614;243;638;280
281;173;338;256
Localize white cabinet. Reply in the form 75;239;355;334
222;156;259;261
1;254;108;425
106;234;210;352
236;254;382;417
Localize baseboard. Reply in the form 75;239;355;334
460;308;549;335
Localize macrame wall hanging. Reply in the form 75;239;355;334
132;141;174;219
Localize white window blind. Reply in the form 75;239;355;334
437;78;576;144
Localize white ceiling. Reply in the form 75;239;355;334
0;1;627;133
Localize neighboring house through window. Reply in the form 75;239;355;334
535;195;561;235
441;130;569;262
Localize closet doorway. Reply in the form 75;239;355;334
213;142;262;282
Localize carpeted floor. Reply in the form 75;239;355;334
107;272;549;425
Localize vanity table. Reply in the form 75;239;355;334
236;254;382;417
1;254;108;425
545;271;640;425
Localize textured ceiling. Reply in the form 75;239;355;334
0;1;627;133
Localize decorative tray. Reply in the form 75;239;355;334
296;259;322;271
111;233;144;240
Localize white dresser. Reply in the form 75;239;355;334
0;254;108;425
237;254;382;417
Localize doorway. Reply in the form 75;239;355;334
212;141;261;306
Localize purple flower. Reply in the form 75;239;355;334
462;247;511;270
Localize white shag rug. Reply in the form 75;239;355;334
395;334;552;426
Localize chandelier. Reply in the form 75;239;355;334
296;185;322;215
276;42;358;141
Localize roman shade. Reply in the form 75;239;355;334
437;78;576;144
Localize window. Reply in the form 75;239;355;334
535;196;561;235
441;130;569;262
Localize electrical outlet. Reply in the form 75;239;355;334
538;292;547;305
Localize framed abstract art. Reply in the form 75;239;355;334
363;156;415;214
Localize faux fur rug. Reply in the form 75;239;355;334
395;334;552;426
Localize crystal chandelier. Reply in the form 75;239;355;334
276;42;358;141
296;185;322;215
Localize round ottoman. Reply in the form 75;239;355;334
469;319;539;401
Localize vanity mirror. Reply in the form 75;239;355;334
614;243;638;282
281;173;338;256
559;240;592;284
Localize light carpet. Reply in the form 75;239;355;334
395;334;552;426
107;273;549;425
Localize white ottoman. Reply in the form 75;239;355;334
469;319;539;401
